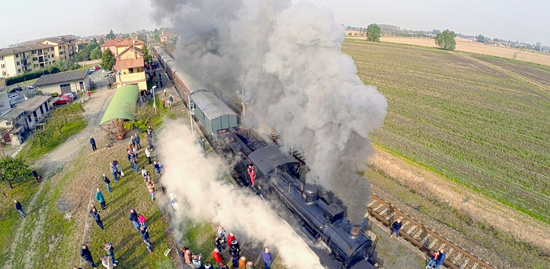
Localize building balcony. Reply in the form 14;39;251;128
116;72;147;90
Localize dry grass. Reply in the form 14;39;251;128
347;36;550;66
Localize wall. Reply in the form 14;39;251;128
38;79;89;94
117;72;146;90
25;102;50;129
0;89;10;115
77;59;101;67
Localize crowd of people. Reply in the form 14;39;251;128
72;126;160;269
179;226;273;269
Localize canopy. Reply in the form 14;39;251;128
99;85;139;125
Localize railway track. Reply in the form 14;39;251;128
367;195;493;269
153;47;494;269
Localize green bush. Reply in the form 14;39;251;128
5;67;62;86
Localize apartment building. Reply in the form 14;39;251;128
41;36;77;60
0;36;77;78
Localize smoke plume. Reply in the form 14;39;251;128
152;0;387;223
157;121;323;268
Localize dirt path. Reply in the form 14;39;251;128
371;149;550;255
2;88;115;269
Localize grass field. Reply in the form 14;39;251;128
342;39;550;223
355;36;550;66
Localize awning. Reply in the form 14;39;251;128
99;85;139;125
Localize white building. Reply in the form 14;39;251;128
0;87;11;115
0;95;52;145
34;69;90;94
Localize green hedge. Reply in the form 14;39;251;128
6;66;61;86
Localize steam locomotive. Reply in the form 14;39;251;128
152;45;377;268
218;128;377;269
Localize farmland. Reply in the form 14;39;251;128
375;36;550;66
343;39;550;267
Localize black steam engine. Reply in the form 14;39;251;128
218;128;377;269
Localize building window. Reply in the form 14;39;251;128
28;115;32;123
17;62;20;66
18;69;21;73
15;54;18;58
40;105;44;114
6;121;12;126
32;50;36;54
45;103;49;112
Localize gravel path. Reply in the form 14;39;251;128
2;87;115;269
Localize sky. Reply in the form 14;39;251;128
0;0;548;48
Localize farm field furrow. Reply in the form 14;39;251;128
342;39;550;224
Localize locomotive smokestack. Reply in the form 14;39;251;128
350;225;360;238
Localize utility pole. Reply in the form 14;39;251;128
152;86;157;114
188;102;195;137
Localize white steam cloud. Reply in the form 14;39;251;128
152;0;387;222
157;121;323;269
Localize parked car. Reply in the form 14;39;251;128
93;65;101;71
87;69;94;75
27;85;36;90
8;94;21;104
52;96;72;106
62;92;78;100
8;86;22;93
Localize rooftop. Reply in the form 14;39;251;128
41;35;77;44
0;44;55;57
191;91;237;120
15;95;52;112
115;58;144;70
35;70;89;87
0;108;25;121
101;38;123;47
115;38;145;47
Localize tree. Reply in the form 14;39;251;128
476;35;486;43
90;48;102;60
0;157;31;189
137;34;147;43
101;49;116;71
143;46;152;64
435;29;456;50
366;24;382;42
86;39;99;52
106;29;116;40
535;42;542;51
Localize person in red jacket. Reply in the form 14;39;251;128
212;248;223;266
227;232;236;248
247;165;256;186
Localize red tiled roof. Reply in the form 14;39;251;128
115;38;145;47
101;39;123;47
114;58;145;70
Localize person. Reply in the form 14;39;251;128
217;226;226;249
426;250;440;269
169;95;174;107
127;150;135;165
227;232;236;248
214;236;224;254
212;248;223;267
14;200;26;218
138;214;146;227
100;256;114;269
230;239;241;267
103;242;118;266
90;204;105;231
32;169;41;184
95;188;106;210
110;162;118;182
127;142;133;152
102;174;111;193
204;262;213;269
131;158;139;172
145;148;152;164
148;136;154;151
146;179;155;201
247;165;256;186
129;209;140;231
135;134;141;149
164;88;167;97
184;249;192;265
192;254;202;269
81;244;96;269
262;248;272;269
390;218;403;238
141;166;148;179
166;98;171;108
246;261;255;269
140;226;153;253
131;135;137;148
147;126;153;139
87;90;91;98
90;136;97;151
434;249;446;269
169;193;178;210
115;160;124;177
238;256;247;269
153;161;162;179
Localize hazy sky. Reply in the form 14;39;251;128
0;0;548;48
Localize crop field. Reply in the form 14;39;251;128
342;39;550;224
347;36;550;66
